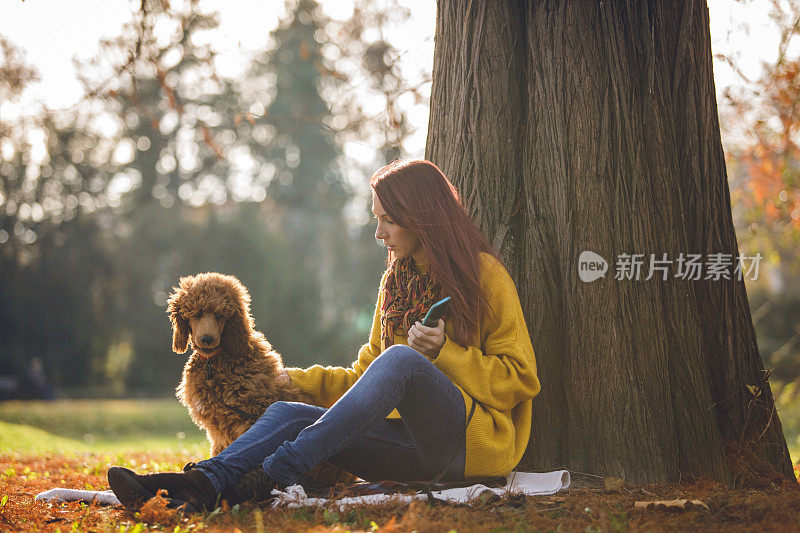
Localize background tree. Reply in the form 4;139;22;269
426;1;793;483
322;0;430;348
0;41;118;389
242;0;387;360
248;0;348;331
0;37;37;127
0;0;415;394
89;0;363;386
91;3;247;390
327;0;421;162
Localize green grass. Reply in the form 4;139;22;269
2;394;800;463
0;399;207;455
0;419;88;453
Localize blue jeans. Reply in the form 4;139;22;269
194;345;467;493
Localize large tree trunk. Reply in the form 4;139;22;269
426;0;794;484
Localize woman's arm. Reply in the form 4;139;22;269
285;338;378;407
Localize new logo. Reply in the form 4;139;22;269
578;251;608;282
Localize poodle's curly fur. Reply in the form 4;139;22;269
167;272;314;456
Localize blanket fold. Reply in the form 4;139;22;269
271;470;571;510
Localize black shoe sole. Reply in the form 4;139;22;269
107;466;197;512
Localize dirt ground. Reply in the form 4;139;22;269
2;453;800;532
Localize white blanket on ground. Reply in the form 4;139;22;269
34;470;570;509
272;470;571;511
35;489;121;506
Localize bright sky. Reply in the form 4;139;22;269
0;0;789;157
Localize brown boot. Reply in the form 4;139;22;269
221;467;278;505
107;466;219;512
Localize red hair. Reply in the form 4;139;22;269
370;160;500;346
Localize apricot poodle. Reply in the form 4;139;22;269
167;272;314;456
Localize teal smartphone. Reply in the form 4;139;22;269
422;297;451;327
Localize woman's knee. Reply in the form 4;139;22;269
262;401;322;423
375;344;430;372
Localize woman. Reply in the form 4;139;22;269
108;159;540;512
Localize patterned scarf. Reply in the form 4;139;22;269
381;256;443;348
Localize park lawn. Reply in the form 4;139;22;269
0;419;208;455
2;399;800;531
0;399;208;455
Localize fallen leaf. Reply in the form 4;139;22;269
379;515;399;532
634;499;709;511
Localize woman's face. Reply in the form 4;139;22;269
372;190;425;262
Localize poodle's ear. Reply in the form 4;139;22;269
221;308;250;358
219;276;255;358
167;277;193;354
171;315;191;354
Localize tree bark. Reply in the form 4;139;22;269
426;0;794;484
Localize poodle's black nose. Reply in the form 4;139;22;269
200;335;214;346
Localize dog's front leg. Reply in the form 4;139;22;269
210;434;226;456
206;429;225;457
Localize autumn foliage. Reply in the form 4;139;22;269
730;60;800;228
3;452;800;532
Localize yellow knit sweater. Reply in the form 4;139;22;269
286;252;540;478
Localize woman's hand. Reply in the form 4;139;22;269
407;319;446;360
